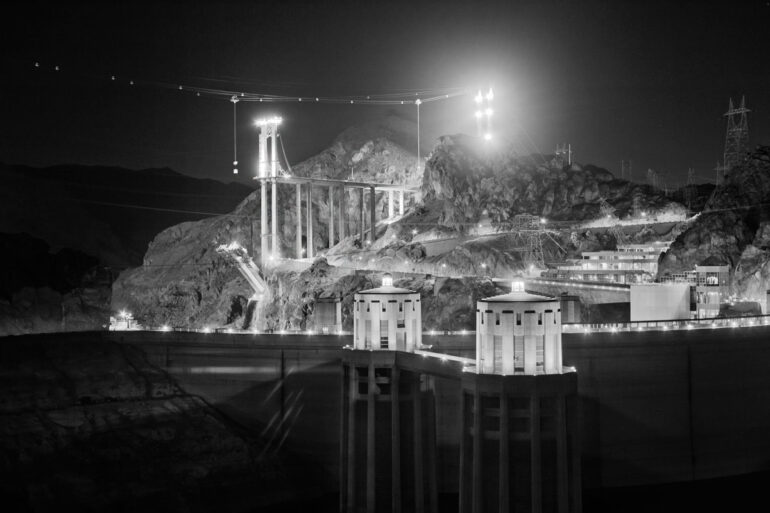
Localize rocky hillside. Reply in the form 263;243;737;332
0;333;315;512
422;134;685;229
0;233;111;336
263;258;506;331
659;145;770;299
114;126;688;331
113;117;421;329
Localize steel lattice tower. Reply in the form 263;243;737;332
684;168;695;212
722;96;750;180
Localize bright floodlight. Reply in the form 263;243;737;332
474;91;483;104
512;280;525;292
485;108;493;117
486;88;494;101
255;116;282;127
382;273;394;287
484;133;492;141
475;110;483;118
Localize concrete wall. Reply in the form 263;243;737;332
109;327;770;491
630;284;690;321
526;280;630;305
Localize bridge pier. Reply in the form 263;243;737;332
296;183;302;259
389;190;394;219
306;183;314;259
399;189;405;216
338;185;346;242
329;186;335;249
359;188;365;244
261;181;268;265
369;186;376;244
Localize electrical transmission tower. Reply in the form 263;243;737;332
621;160;632;181
511;214;547;271
555;143;573;165
684;168;695;211
721;96;750;181
647;169;658;189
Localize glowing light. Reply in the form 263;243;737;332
255;116;283;127
382;274;394;287
161;325;170;332
486;88;494;101
485;108;493;117
474;91;483;104
511;280;525;292
540;218;547;224
415;99;422;106
202;327;212;334
412;229;417;235
484;133;492;141
475;110;483;119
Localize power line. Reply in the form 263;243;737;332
26;59;469;105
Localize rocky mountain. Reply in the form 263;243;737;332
422;134;686;230
0;233;111;336
114;123;686;331
112;116;422;328
659;145;770;299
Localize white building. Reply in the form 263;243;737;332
475;281;562;375
353;274;422;352
551;241;671;284
630;283;691;321
694;265;730;319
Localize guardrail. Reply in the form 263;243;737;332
564;314;770;333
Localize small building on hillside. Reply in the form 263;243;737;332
549;241;671;284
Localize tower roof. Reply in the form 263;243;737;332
357;285;417;295
481;290;557;303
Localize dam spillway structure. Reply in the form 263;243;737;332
340;274;438;513
459;281;581;513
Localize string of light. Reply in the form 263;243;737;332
27;60;469;105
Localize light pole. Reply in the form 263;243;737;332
415;98;422;172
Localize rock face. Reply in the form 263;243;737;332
115;126;687;331
422;134;685;229
0;233;111;336
265;259;506;331
113;117;421;330
0;334;308;512
659;146;770;299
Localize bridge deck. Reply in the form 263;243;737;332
254;175;418;192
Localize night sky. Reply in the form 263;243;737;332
2;0;770;187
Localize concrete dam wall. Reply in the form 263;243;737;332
110;326;770;491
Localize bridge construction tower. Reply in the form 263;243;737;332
341;274;437;513
720;96;750;181
460;281;581;513
256;116;282;265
